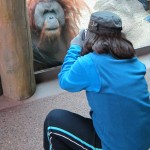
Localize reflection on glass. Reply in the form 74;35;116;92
27;0;150;72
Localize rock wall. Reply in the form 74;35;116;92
81;0;150;49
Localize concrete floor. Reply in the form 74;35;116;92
0;72;64;111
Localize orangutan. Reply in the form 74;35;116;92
26;0;89;71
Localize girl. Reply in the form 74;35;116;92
44;11;150;150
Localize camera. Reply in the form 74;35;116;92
82;29;87;40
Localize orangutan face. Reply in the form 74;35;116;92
34;1;65;40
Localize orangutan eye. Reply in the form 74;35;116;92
43;9;49;15
43;9;56;15
50;9;56;14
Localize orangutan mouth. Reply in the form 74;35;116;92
46;28;59;31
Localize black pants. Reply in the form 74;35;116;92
43;109;102;150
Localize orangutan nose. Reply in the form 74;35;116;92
49;16;54;19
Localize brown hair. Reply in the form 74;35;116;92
26;0;90;45
81;29;135;59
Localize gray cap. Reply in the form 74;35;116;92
88;11;122;33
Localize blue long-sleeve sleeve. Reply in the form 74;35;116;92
58;45;101;92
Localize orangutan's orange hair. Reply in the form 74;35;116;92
26;0;90;42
